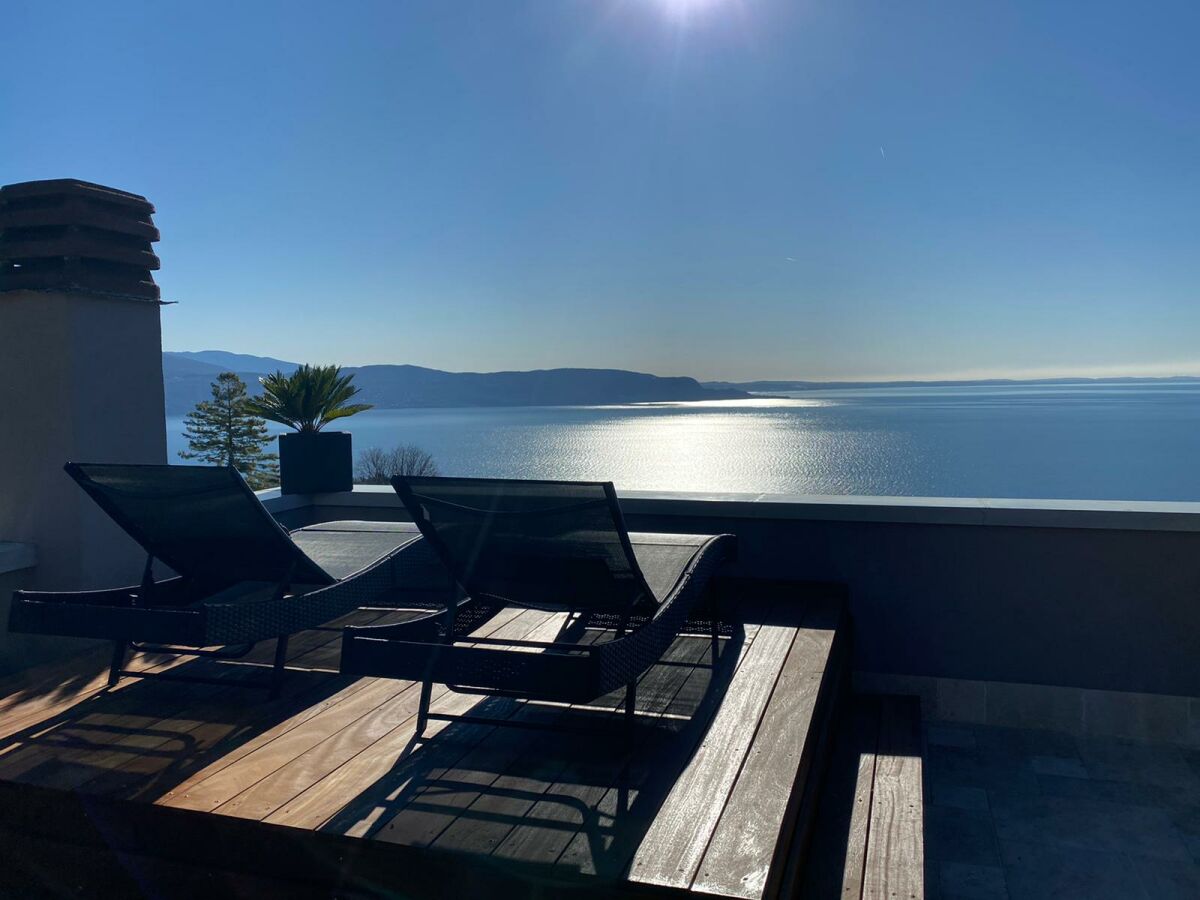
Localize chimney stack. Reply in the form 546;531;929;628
0;179;168;589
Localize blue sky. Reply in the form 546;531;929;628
5;1;1198;381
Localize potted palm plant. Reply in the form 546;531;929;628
245;364;373;495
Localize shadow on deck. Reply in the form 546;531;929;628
0;579;849;899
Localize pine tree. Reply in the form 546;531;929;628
180;372;279;489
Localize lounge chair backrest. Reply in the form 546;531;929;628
392;476;654;614
67;463;335;589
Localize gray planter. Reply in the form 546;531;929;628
279;431;353;495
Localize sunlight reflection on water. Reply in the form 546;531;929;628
166;384;1200;500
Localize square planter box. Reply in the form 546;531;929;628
279;431;353;495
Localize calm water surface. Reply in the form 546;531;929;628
166;382;1200;501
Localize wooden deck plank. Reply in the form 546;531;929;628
225;610;567;823
862;696;923;900
424;623;689;860
0;582;850;900
158;676;413;812
300;625;614;841
553;605;776;880
0;649;186;742
0;606;407;763
0;606;394;795
798;695;881;900
381;628;615;852
258;609;566;832
490;633;717;867
341;612;580;845
427;725;587;856
218;679;431;820
154;605;529;808
627;622;799;892
0;650;227;785
692;604;841;898
161;608;543;814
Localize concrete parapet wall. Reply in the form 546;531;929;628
264;486;1200;704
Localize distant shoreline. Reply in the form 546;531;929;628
703;375;1200;393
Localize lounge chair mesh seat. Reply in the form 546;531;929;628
340;477;736;722
8;464;450;674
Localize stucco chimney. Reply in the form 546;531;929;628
0;179;167;589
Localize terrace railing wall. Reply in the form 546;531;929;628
265;485;1200;745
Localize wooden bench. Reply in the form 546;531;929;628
799;694;924;900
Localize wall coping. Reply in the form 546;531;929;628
258;485;1200;533
0;542;36;576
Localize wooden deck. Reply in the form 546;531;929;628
0;580;848;899
800;695;924;900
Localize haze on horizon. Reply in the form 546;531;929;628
6;1;1198;383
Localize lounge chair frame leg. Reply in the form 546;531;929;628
625;679;637;729
417;577;459;739
107;640;127;688
269;635;289;699
416;678;433;737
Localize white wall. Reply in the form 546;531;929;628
0;289;167;589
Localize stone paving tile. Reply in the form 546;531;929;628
928;723;978;749
925;805;1001;866
926;745;1040;797
973;725;1080;763
938;861;1008;899
1035;773;1177;807
1076;737;1200;799
1181;746;1200;781
1028;755;1087;778
1129;855;1200;900
999;839;1148;900
989;793;1191;861
923;725;1200;897
970;725;1029;760
931;783;990;812
1163;802;1200;863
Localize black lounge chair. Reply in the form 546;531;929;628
8;463;449;696
339;476;736;734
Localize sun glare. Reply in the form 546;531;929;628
654;0;728;22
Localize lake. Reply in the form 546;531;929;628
166;381;1200;501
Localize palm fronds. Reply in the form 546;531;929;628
245;364;373;432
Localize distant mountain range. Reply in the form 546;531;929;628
164;352;1200;415
162;351;752;415
702;376;1200;392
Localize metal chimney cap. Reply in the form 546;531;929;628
0;179;155;214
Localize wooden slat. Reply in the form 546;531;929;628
229;610;566;824
158;677;412;811
0;581;855;900
425;626;702;860
626;622;798;891
155;606;529;807
491;633;717;867
692;603;841;898
0;605;407;754
335;612;581;843
553;610;774;879
259;609;565;832
0;779;653;900
0;649;184;742
861;696;923;900
797;695;881;900
81;616;422;800
161;608;540;814
0;607;392;795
